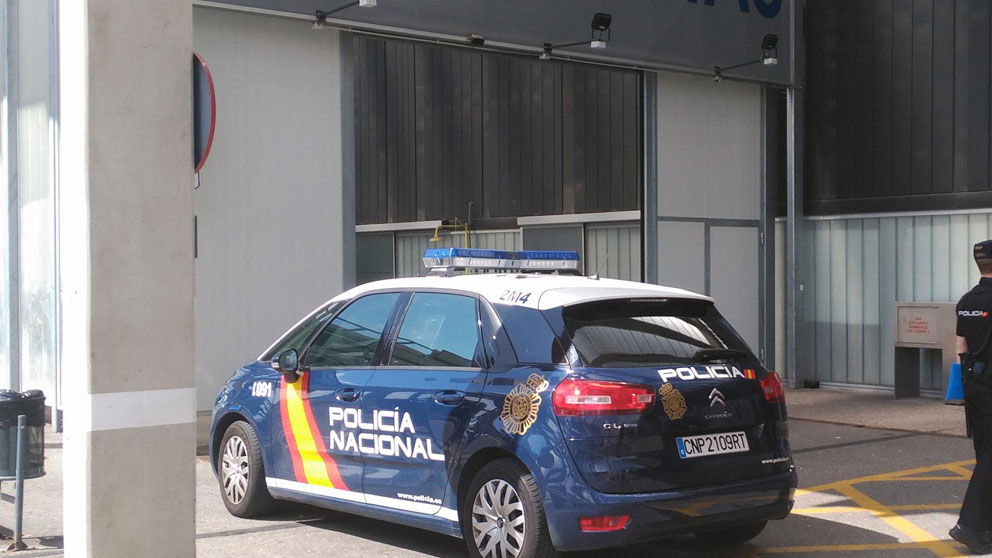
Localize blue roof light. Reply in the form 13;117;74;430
422;247;581;275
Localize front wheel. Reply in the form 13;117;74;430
218;420;274;518
461;459;556;558
694;520;768;546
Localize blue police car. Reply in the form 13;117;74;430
211;248;795;557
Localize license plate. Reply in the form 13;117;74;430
676;431;749;459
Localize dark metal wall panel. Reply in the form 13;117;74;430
560;64;641;216
480;53;566;219
850;0;875;200
890;0;913;198
835;0;855;201
806;0;992;214
416;46;484;221
806;0;837;204
969;0;990;194
954;0;971;194
385;40;417;222
355;37;388;226
933;0;956;195
911;0;934;196
872;0;894;200
355;36;640;225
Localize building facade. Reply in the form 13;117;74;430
20;0;982;423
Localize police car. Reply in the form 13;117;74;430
211;248;796;557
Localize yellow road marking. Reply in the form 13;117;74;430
873;476;970;482
779;459;976;557
943;463;974;479
889;503;962;512
761;541;963;554
802;459;976;493
832;483;948;546
793;503;964;515
791;505;865;515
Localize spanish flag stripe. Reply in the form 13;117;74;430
299;374;348;490
283;375;334;487
279;377;307;483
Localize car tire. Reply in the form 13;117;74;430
694;520;768;546
218;420;275;518
461;459;557;558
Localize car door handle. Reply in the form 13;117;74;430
335;388;362;402
434;390;465;406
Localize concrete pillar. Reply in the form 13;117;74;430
59;0;195;556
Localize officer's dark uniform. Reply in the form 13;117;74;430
956;240;992;547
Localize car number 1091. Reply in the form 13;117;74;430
676;431;749;459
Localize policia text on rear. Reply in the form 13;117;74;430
210;248;796;558
951;240;992;554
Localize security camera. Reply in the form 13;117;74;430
468;34;485;47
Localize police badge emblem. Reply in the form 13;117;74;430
659;384;687;420
500;374;549;435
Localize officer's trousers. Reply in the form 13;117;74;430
960;378;992;531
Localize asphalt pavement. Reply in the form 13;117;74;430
6;388;986;557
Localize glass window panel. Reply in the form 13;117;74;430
494;304;564;364
390;293;481;368
15;0;55;397
305;293;400;368
563;299;752;368
259;302;339;362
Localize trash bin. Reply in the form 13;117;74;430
0;390;45;479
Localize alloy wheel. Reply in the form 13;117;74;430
221;435;250;505
471;479;526;558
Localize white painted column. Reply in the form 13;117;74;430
59;0;195;556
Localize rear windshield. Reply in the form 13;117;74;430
562;298;751;368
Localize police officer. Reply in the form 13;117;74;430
952;240;992;554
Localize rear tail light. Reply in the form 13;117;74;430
760;372;785;403
553;378;654;416
579;515;630;532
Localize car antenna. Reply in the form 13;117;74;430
589;249;610;279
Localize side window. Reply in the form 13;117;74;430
480;300;518;367
390;293;482;368
304;293;400;368
495;304;565;364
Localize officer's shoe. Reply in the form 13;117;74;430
950;524;992;554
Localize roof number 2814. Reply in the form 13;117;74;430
499;290;532;304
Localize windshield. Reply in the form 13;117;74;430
562;298;752;368
258;302;339;362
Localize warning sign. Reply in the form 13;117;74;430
896;306;940;346
906;316;930;335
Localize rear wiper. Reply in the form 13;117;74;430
692;348;747;362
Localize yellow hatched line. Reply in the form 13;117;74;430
943;464;974;479
801;459;976;493
761;541;960;554
831;483;960;557
792;505;865;515
781;460;977;557
878;476;972;482
889;503;962;512
794;503;962;515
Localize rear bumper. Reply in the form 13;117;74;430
544;465;797;551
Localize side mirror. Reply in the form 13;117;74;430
272;349;300;383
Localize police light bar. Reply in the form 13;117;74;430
423;248;581;275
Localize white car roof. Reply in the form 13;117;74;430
329;274;712;311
